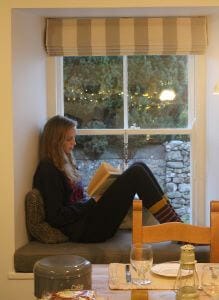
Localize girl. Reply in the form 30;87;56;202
33;115;181;242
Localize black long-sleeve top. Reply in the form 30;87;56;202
33;159;96;229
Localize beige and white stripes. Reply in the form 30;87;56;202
45;17;207;56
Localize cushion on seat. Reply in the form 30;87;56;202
14;230;210;273
25;189;69;243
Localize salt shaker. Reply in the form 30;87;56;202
175;244;199;299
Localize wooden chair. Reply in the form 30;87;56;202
132;199;219;262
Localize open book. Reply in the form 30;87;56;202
87;162;122;197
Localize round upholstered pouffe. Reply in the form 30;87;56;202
33;255;91;298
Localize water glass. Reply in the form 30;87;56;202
130;243;153;285
201;265;219;298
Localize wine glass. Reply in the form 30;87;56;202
201;265;219;298
130;243;153;286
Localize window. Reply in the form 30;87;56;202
62;55;191;223
48;54;205;225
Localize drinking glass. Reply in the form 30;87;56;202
130;243;153;285
201;265;219;298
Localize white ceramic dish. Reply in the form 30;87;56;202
151;262;188;278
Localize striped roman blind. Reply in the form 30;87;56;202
45;17;207;56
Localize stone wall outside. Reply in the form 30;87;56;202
131;140;190;222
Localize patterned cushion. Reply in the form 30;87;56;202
25;189;69;243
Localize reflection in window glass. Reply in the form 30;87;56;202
64;56;123;129
128;56;188;129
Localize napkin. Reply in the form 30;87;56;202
109;263;178;290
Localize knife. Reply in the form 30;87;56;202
125;264;132;283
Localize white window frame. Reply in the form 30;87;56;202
46;55;206;226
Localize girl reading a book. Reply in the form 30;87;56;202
33;115;182;242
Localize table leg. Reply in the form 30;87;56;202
131;290;148;300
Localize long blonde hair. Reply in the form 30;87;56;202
40;115;81;182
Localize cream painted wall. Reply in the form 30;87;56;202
0;5;47;300
1;1;219;300
0;2;16;298
12;10;47;248
206;14;219;221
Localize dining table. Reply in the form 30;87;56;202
92;263;212;300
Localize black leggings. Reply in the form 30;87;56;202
77;162;165;242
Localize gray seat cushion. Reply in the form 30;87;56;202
14;229;210;273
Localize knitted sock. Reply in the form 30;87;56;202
148;197;182;223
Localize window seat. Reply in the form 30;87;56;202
14;229;210;273
14;189;210;273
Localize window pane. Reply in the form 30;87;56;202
74;134;124;188
74;134;190;223
128;56;188;128
64;56;123;129
127;134;190;223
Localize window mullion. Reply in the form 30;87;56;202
188;55;195;126
123;56;129;169
47;56;64;117
77;128;193;135
123;56;128;130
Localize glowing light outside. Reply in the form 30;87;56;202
159;89;176;101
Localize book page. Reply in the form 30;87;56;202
87;162;121;197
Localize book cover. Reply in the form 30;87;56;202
87;162;121;197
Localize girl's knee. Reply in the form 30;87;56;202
129;164;146;175
130;161;150;171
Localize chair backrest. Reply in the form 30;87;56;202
132;199;219;262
